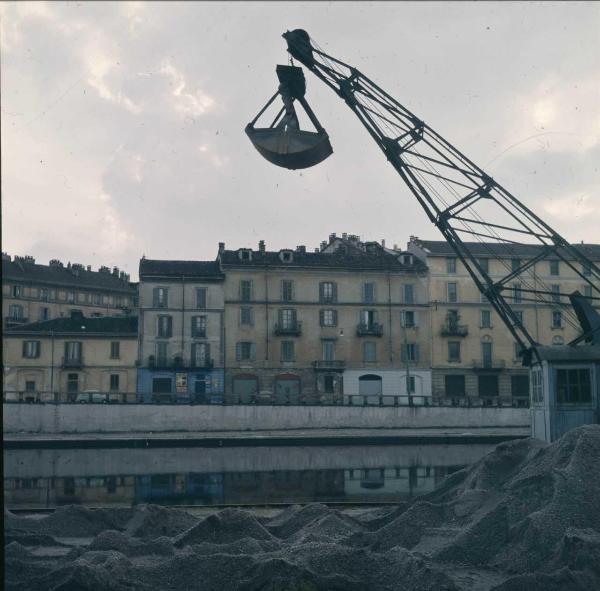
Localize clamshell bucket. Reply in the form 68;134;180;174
246;65;333;170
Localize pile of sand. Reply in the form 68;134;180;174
5;425;600;591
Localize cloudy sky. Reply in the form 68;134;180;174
2;1;599;280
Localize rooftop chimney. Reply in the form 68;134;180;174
329;233;336;242
314;248;320;253
381;239;386;248
112;266;119;276
342;233;348;240
320;241;327;251
87;265;92;272
258;240;265;254
49;259;63;268
296;245;306;253
218;242;225;253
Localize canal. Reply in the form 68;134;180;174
4;442;496;509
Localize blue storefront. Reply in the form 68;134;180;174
137;368;224;404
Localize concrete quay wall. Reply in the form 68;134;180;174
4;403;530;435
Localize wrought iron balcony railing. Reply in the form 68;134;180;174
441;323;468;337
312;360;346;370
356;322;383;337
274;322;302;336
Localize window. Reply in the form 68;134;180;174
403;284;415;304
550;260;559;276
11;285;22;298
39;288;49;301
584;285;593;299
478;375;499;396
110;341;120;359
156;342;168;364
67;373;79;393
191;315;207;337
196;288;207;309
551;284;560;304
552;311;562;328
515;342;526;361
401;254;413;266
22;340;40;358
481;341;493;367
25;380;36;392
110;374;120;391
478;258;489;274
552;335;564;346
279;308;297;329
401;343;419;362
363;282;375;303
447;282;457;303
153;287;168;308
191;342;210;366
324;375;335;394
240;307;254;326
239;249;252;261
115;295;123;308
281;340;295;362
320;309;337;327
360;309;378;327
583;263;592;276
9;304;23;319
64;341;82;361
445;375;465;396
448;341;461;362
481;310;491;328
556;369;591;404
322;340;335;361
280;250;293;263
240;280;253;302
236;342;255;361
363;341;377;362
513;310;524;326
67;291;76;304
511;258;521;273
39;307;50;321
401;310;416;328
531;369;543;403
446;257;457;273
281;280;293;302
157;315;173;338
511;375;529;398
92;293;102;305
319;281;337;303
511;283;522;304
152;377;172;393
447;309;459;329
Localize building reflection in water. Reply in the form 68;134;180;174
5;465;463;509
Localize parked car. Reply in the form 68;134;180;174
76;391;108;404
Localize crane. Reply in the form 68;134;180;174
246;29;600;361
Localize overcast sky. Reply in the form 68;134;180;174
2;1;599;280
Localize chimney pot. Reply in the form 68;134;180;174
258;240;266;253
381;239;386;248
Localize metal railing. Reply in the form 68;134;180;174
61;356;84;369
312;360;346;370
472;358;506;370
356;322;383;337
440;323;468;337
274;322;302;336
5;317;29;328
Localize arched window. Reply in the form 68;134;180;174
232;374;258;403
274;373;301;404
359;374;383;397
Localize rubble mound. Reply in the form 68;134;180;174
5;426;600;591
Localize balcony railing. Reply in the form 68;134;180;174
357;322;383;337
62;356;84;369
473;358;506;370
274;321;302;336
190;358;214;369
312;360;346;371
441;323;468;337
5;317;29;328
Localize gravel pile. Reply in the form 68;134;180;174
5;425;600;591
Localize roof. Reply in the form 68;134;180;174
5;314;138;336
2;259;136;293
219;245;427;273
533;345;600;363
411;240;600;261
139;259;224;280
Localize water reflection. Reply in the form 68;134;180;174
4;444;493;509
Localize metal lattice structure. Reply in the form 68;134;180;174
280;29;600;358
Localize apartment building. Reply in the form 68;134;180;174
2;253;137;328
3;311;138;401
408;237;600;404
219;233;431;404
137;258;225;403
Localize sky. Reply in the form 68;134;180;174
2;1;599;281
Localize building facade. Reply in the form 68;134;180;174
2;253;137;328
408;237;600;405
136;259;225;403
3;312;138;401
219;234;432;404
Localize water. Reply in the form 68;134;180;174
4;443;496;509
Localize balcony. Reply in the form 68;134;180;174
312;360;346;371
62;356;83;369
5;317;29;328
441;323;469;337
148;355;186;370
472;358;506;371
274;322;302;336
190;358;214;369
357;322;383;337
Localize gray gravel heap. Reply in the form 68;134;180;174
5;425;600;591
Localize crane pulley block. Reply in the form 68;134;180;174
245;65;333;170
